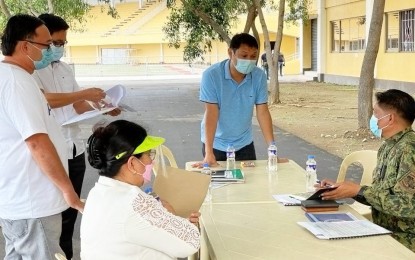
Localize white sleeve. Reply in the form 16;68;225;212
124;193;200;258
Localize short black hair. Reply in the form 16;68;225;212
87;120;147;178
375;89;415;124
229;33;259;51
1;14;44;56
38;13;69;34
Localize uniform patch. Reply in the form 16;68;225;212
399;172;415;193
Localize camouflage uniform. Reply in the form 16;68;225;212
361;127;415;252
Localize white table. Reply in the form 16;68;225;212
186;160;415;260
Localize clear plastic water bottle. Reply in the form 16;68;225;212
267;141;278;173
144;187;159;200
226;144;236;171
201;163;212;202
305;155;317;192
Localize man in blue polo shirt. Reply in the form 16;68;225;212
199;33;275;166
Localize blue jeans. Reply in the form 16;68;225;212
0;214;64;260
202;142;257;161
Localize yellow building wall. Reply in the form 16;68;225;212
322;0;415;83
375;0;415;82
69;46;97;64
325;0;365;77
65;1;301;70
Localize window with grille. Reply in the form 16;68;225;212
386;9;415;52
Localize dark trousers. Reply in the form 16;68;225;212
202;142;256;161
60;150;86;259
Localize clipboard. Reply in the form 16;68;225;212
153;166;211;218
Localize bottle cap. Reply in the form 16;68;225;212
307;155;315;159
203;163;209;167
144;187;153;194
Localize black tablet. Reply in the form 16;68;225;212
306;186;337;200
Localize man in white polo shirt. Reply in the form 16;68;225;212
0;14;83;259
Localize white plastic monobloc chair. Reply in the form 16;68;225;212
153;145;178;176
153;145;198;260
55;253;67;260
159;145;178;168
336;150;378;220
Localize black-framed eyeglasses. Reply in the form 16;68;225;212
25;40;52;51
52;40;67;47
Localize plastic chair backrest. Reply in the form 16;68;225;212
160;145;178;168
153;145;178;177
55;253;67;260
337;150;378;186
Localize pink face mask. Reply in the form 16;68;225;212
138;159;153;183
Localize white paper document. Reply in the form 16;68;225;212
272;194;301;206
62;84;134;126
298;220;392;240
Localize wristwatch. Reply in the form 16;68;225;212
354;185;368;203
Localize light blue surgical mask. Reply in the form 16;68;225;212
370;114;390;138
27;43;54;70
234;58;257;74
51;45;65;61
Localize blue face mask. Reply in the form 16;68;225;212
234;58;257;74
27;43;54;70
51;45;65;62
370;114;390;138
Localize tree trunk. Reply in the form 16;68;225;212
357;0;386;129
0;0;11;18
270;0;285;104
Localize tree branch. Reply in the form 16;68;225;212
47;0;54;13
243;0;257;33
179;0;231;45
0;0;11;18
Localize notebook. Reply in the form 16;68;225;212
298;220;392;240
290;187;337;201
301;200;340;212
210;169;245;183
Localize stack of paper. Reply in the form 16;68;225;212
62;84;135;126
298;220;392;240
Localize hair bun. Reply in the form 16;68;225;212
86;132;107;170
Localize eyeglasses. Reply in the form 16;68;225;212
143;150;156;160
25;40;52;51
52;40;67;47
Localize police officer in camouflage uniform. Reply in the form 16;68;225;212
320;89;415;252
